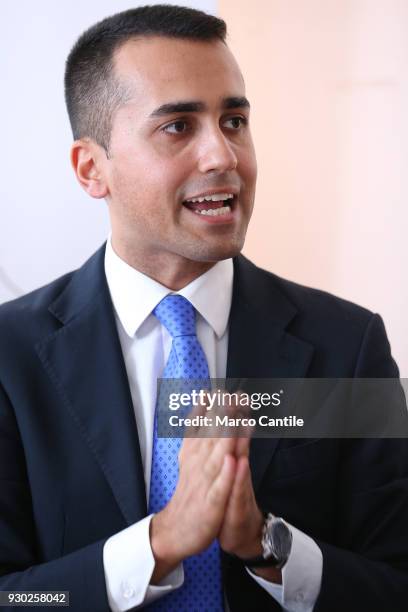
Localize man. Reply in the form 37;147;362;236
0;5;407;611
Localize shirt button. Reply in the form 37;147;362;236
295;591;305;602
123;587;135;599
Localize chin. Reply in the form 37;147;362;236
186;239;245;264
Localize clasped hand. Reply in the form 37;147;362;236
150;405;267;583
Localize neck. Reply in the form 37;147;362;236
110;239;216;290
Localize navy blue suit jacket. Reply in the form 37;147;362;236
0;246;407;611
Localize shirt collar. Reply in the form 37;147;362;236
104;238;233;339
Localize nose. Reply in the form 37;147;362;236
197;127;238;174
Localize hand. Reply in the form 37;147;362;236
218;436;264;559
150;433;237;582
218;436;283;584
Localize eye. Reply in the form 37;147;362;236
162;120;190;134
222;116;248;130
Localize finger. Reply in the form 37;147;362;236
184;393;211;436
228;455;253;512
206;453;236;507
236;435;250;458
178;434;200;464
181;393;219;456
203;436;237;481
235;455;251;488
222;391;254;442
179;406;217;460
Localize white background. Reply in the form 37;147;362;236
0;0;216;301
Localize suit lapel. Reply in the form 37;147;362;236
35;247;146;526
227;256;315;492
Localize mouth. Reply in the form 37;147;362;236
182;192;236;218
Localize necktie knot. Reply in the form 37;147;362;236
153;294;196;338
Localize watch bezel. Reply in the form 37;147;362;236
267;515;292;568
235;514;292;569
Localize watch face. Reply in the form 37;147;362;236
272;519;292;561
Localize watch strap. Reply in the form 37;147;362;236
237;551;282;568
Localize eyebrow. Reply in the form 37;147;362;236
149;96;250;118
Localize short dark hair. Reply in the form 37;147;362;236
64;4;227;152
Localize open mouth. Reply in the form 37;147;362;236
182;192;235;217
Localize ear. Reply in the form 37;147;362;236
70;138;108;199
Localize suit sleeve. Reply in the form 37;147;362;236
0;382;110;612
314;314;408;612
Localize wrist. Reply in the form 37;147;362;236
230;509;264;559
251;565;282;584
150;511;184;583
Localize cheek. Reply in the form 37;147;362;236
108;142;196;214
247;146;258;181
144;156;192;201
109;162;184;226
237;144;257;185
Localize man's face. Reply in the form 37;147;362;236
103;36;257;271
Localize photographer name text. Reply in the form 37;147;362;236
168;414;304;428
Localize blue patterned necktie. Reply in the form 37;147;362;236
148;294;224;611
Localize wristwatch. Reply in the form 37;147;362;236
238;514;293;569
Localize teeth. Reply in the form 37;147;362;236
195;205;231;216
186;193;233;203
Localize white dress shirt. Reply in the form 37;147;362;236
102;239;322;611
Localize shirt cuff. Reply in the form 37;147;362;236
246;521;322;612
103;514;184;611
